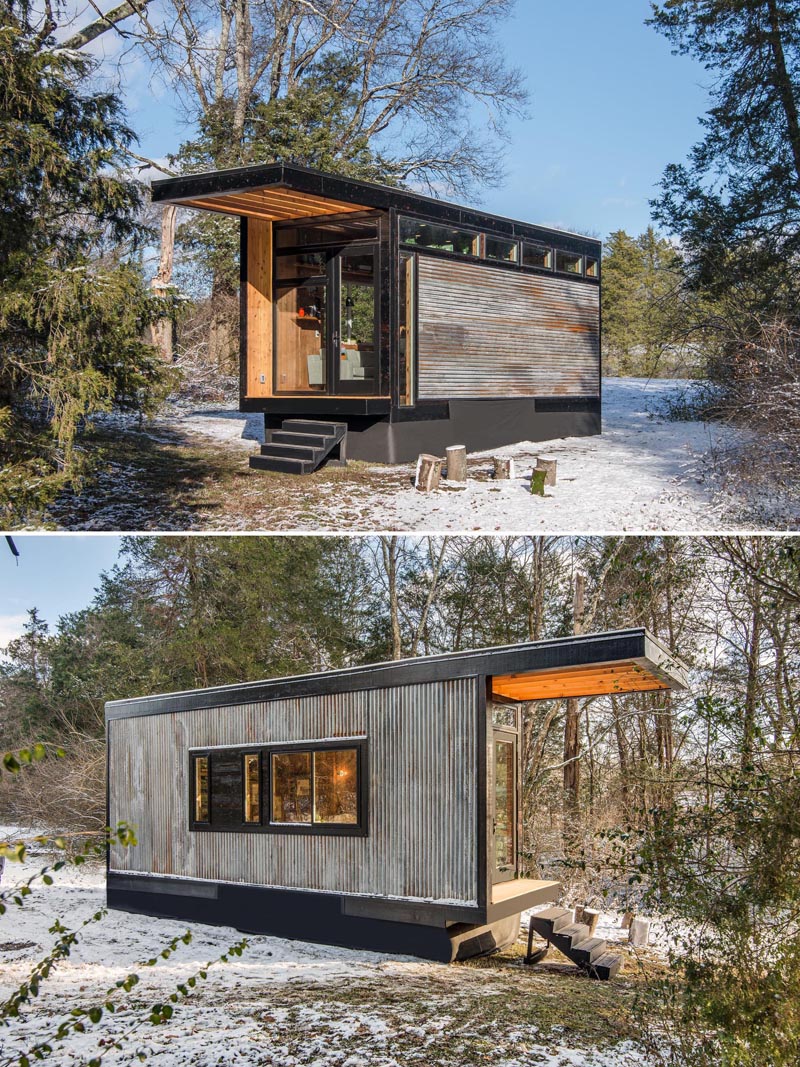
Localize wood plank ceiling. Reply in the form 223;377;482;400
491;660;672;701
177;186;369;221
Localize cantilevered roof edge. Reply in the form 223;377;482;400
150;162;602;251
105;628;688;721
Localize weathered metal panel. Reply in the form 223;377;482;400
109;678;479;905
416;256;600;399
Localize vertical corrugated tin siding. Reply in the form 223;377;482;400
109;678;479;905
417;256;600;399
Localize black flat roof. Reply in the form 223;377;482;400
105;628;688;721
151;162;601;253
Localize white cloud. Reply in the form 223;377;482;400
0;614;28;651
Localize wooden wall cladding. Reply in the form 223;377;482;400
245;218;272;397
416;257;600;399
109;678;480;906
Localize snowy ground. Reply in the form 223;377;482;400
136;377;799;532
0;848;662;1067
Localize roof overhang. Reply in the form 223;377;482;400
491;629;686;701
150;162;602;252
105;628;688;721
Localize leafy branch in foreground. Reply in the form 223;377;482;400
2;929;248;1067
0;824;137;912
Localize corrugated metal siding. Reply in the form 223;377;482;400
417;256;600;398
109;679;479;905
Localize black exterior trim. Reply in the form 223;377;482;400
151;162;600;259
189;739;369;838
107;872;483;961
105;629;687;721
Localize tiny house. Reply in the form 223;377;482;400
106;628;687;962
151;164;602;471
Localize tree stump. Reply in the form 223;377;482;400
493;457;515;480
621;910;635;930
445;445;467;483
534;456;558;486
628;917;651;948
583;908;601;936
415;454;443;492
530;468;547;496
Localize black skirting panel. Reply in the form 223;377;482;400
262;397;601;464
107;873;488;963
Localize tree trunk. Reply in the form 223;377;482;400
149;205;177;361
563;572;586;850
415;454;443;492
766;0;800;187
381;537;402;660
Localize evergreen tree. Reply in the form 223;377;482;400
649;0;800;313
601;228;691;375
0;2;173;523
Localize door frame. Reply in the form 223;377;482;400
272;241;380;398
491;727;519;884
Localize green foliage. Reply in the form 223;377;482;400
0;2;174;524
649;0;800;317
601;228;700;376
602;697;800;1066
172;54;398;296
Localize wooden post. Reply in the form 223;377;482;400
445;445;467;483
530;469;547;496
415;454;443;492
534;457;558;486
493;457;515;480
629;917;651;948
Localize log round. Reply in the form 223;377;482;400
445;445;467;483
415;454;444;492
534;457;558;486
530;468;547;496
493;457;515;480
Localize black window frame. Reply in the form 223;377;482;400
555;249;584;276
189;751;212;829
242;750;262;825
187;739;368;838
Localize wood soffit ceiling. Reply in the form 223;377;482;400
491;660;674;702
177;185;368;221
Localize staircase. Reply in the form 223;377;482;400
524;907;623;980
250;420;347;475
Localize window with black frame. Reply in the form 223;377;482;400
188;742;366;835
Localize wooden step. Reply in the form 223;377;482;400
249;454;316;475
588;951;623;981
260;442;322;461
570;937;608;965
529;907;573;934
281;419;344;437
550;922;591;952
271;430;334;449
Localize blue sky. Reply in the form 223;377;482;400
112;0;710;240
1;536;124;648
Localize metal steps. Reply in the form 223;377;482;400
250;419;347;475
524;907;623;980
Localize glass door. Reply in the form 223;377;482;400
274;252;331;393
273;243;378;396
334;246;378;395
492;730;518;883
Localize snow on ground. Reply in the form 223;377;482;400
144;378;797;532
0;849;655;1066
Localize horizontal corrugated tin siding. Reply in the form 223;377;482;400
417;256;600;399
109;678;479;905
